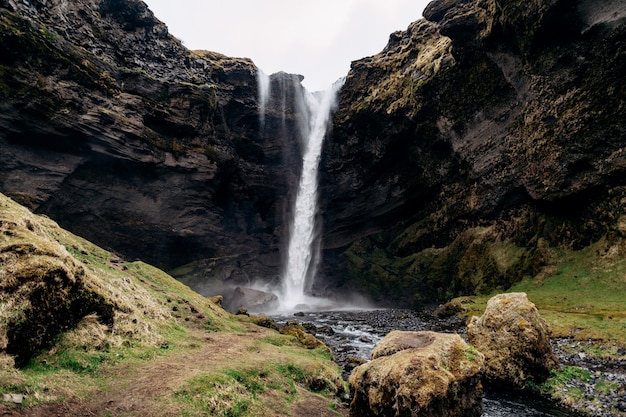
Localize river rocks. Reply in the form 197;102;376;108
280;321;330;351
349;331;484;417
467;292;559;389
222;287;279;313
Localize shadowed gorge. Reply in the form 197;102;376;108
1;0;626;415
0;0;624;309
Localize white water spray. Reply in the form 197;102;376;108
281;79;344;310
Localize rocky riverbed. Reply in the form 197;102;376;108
273;309;625;417
550;338;626;417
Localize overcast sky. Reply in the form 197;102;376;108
143;1;432;91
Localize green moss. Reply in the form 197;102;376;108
540;366;591;399
339;226;538;307
465;345;479;362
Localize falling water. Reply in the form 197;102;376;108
281;79;344;310
256;67;271;127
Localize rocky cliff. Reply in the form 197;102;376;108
0;0;308;292
319;0;626;305
2;0;625;308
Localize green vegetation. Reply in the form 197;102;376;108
341;226;535;307
343;211;626;350
541;366;591;395
458;237;626;348
465;345;479;362
537;366;595;409
0;193;345;415
173;360;341;417
174;369;272;417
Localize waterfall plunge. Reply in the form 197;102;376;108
281;80;343;310
255;69;343;311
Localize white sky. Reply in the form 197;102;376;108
143;1;432;91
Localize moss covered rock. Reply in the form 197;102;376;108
349;331;484;417
320;0;626;307
280;321;330;352
0;195;115;367
467;292;559;388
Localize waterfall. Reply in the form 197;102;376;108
281;79;344;310
256;67;271;127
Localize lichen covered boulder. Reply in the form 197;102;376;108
280;321;330;351
467;292;559;388
349;331;484;417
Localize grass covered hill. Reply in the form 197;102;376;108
0;192;346;416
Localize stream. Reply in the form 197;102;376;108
272;309;576;417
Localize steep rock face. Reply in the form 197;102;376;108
0;0;307;288
319;0;626;305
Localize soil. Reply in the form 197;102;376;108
0;322;349;417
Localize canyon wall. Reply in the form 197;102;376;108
319;0;626;305
0;0;307;291
2;0;625;307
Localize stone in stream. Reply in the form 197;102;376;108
467;292;559;389
349;331;484;417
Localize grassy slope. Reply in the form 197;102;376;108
460;237;626;352
0;193;345;416
449;238;626;414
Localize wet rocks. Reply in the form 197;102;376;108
280;321;330;351
222;287;279;313
349;331;484;417
467;292;559;389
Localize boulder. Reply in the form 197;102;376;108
349;331;484;417
280;321;330;351
467;292;559;389
433;296;475;318
223;287;279;313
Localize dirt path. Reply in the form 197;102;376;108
0;323;348;417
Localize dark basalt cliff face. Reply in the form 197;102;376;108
319;0;626;305
0;0;307;290
2;0;625;308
